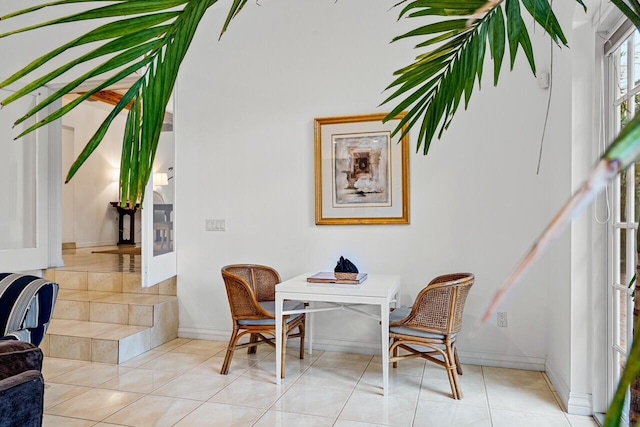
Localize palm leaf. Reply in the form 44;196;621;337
0;0;189;38
607;317;640;427
12;45;159;136
610;0;640;28
383;0;578;153
219;0;248;39
0;14;178;92
0;0;250;206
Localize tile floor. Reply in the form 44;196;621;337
41;338;599;427
58;246;141;274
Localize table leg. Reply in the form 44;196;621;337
308;301;314;355
381;299;390;397
275;296;283;385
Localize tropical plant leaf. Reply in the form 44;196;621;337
0;0;189;38
606;321;640;427
520;0;567;45
383;0;578;154
0;0;256;206
3;30;168;111
0;0;155;21
610;0;640;29
0;13;178;91
488;6;505;86
219;0;248;39
12;43;160;134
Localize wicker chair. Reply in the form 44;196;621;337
389;273;474;399
220;264;305;376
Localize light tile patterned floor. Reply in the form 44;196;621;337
42;338;598;427
57;246;141;273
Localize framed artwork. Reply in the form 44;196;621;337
314;112;409;225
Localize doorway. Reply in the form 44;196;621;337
53;85;177;287
60;94;133;251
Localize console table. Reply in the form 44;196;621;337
109;202;139;245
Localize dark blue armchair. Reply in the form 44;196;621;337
0;340;44;427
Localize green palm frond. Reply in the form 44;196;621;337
0;0;246;206
383;0;579;154
219;0;248;39
607;316;640;427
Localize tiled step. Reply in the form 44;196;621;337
46;270;176;295
44;319;150;364
43;268;178;364
53;290;177;327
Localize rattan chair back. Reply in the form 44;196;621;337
398;273;473;335
222;264;279;302
221;265;280;320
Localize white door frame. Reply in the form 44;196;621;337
0;88;51;272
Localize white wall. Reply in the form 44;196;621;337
542;2;594;414
174;0;578;371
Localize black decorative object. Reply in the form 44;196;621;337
335;256;359;273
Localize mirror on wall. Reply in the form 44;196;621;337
152;111;175;257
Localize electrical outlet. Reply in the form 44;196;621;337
497;312;508;327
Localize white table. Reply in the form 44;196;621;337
275;273;400;396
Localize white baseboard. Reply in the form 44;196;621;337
458;349;546;371
179;326;548;368
546;360;593;416
178;326;382;354
304;337;383;355
178;326;229;342
75;240;119;248
567;393;593;416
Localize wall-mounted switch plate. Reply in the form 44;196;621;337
205;219;226;231
537;72;550;89
497;312;508;327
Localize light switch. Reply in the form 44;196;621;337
206;219;226;231
537;72;550;89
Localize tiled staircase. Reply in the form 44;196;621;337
40;269;178;364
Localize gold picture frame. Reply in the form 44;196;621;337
314;112;409;225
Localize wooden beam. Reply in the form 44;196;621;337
86;90;130;109
80;90;173;129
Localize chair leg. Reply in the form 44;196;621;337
445;343;462;399
298;319;305;360
248;333;258;354
392;340;398;369
221;326;240;375
454;347;463;375
160;230;167;249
